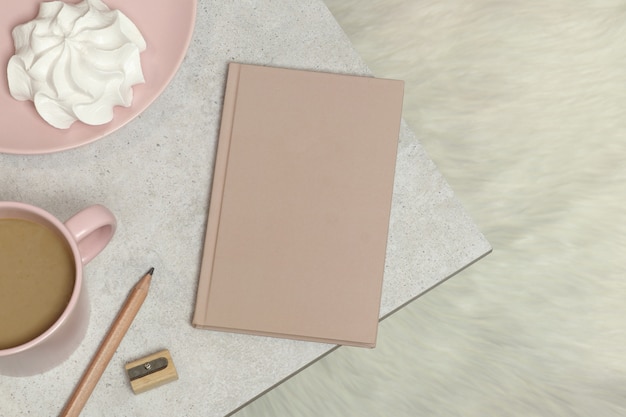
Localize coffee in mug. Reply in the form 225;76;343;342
0;218;76;350
0;202;116;376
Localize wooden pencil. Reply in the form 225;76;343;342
60;268;154;417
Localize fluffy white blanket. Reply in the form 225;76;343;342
238;1;626;415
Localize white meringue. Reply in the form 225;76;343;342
7;0;146;129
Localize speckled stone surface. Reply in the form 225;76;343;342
0;1;490;416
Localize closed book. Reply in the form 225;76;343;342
192;63;404;347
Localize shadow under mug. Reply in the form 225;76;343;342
0;202;116;377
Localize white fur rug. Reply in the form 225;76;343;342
236;1;626;415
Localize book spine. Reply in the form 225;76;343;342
192;63;242;327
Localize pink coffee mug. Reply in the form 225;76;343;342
0;202;116;377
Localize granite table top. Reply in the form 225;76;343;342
0;1;491;416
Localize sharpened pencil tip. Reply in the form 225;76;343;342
147;267;154;276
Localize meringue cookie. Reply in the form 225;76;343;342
7;0;146;129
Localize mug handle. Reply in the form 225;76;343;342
64;204;117;265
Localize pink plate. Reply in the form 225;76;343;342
0;0;197;154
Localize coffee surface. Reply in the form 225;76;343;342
0;218;75;350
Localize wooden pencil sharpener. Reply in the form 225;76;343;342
125;349;178;394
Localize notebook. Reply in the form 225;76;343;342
192;63;404;347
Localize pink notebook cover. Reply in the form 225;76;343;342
193;63;404;347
